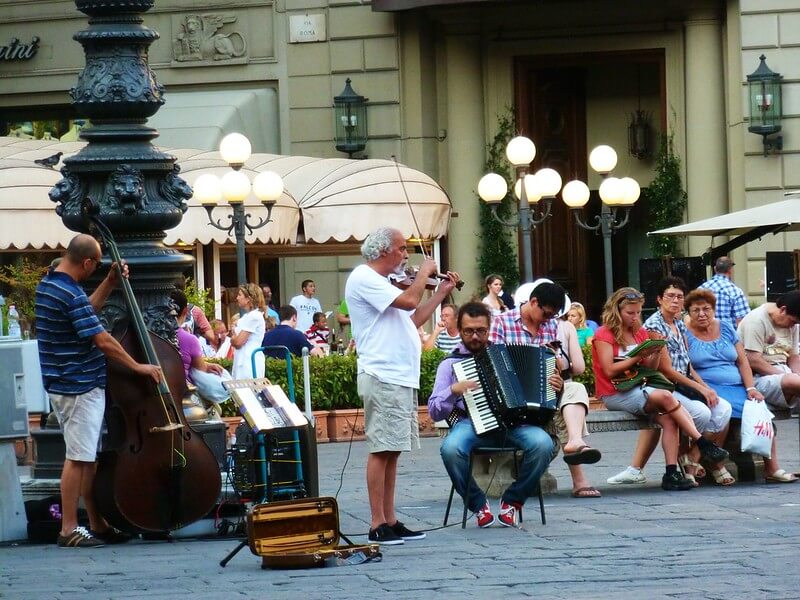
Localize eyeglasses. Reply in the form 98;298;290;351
663;292;685;301
462;328;489;337
86;256;102;268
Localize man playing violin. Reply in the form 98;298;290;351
35;234;162;548
346;226;460;546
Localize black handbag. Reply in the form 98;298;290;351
674;366;706;403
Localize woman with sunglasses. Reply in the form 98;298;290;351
607;278;733;487
592;287;729;490
685;288;796;483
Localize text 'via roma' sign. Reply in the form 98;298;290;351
289;15;326;43
0;37;40;61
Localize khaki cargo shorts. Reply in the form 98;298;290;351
358;372;419;453
48;387;105;462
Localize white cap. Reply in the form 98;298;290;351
513;278;571;318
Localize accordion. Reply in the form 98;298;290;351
452;344;559;435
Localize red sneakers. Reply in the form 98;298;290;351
498;500;521;527
475;500;495;528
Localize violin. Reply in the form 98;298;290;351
85;199;221;533
390;267;465;291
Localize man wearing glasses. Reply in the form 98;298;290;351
429;301;555;529
35;234;162;548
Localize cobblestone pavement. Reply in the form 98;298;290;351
2;424;799;600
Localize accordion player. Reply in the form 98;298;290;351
453;343;560;435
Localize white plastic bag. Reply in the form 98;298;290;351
740;399;774;458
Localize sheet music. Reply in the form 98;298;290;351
228;380;307;433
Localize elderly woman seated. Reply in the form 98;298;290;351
685;288;797;484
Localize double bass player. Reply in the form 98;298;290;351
35;234;161;548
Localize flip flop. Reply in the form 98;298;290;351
765;469;799;483
563;445;602;465
571;486;602;498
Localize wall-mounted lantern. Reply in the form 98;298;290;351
747;54;783;156
628;109;652;160
333;78;368;158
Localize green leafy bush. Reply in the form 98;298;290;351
0;258;48;335
184;277;215;320
216;349;449;417
478;111;520;294
645;131;688;257
572;344;595;396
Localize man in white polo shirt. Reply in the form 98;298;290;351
346;227;459;545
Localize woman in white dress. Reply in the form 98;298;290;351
230;283;267;380
481;274;507;317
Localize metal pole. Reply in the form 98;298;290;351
517;169;534;282
232;202;247;286
600;203;614;297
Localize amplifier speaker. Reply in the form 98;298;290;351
766;251;799;301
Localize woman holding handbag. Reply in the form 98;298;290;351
592;287;729;491
685;288;796;484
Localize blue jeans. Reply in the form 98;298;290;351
440;419;555;511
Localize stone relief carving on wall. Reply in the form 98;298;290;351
173;14;247;64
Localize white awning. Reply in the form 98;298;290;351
0;137;452;250
649;195;800;237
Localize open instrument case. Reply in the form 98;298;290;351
247;496;381;569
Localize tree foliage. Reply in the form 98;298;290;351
477;111;520;293
184;277;215;320
0;258;48;334
644;132;688;257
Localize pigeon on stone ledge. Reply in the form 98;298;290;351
34;152;63;168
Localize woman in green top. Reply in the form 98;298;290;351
566;302;593;347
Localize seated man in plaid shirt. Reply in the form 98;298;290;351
491;281;603;499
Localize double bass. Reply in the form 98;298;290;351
86;202;221;533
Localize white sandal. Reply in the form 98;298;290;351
711;466;735;486
679;454;706;480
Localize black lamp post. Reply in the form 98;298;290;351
747;54;783;156
561;145;641;297
192;133;284;291
48;0;193;338
477;135;561;282
333;78;368;158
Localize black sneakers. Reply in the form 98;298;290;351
390;521;426;540
698;442;729;464
368;523;404;545
662;471;695;491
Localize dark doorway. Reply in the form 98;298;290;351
514;51;665;319
515;65;603;316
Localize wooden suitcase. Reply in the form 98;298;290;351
247;497;381;569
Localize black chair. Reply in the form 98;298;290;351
443;446;546;528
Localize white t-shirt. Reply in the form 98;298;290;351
345;263;421;388
290;294;322;332
232;309;266;380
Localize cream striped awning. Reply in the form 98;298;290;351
0;137;452;250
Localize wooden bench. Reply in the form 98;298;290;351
586;405;793;483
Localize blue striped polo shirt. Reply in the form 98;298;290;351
35;270;106;395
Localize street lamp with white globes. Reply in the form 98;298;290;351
477;135;561;281
562;144;641;296
192;132;284;289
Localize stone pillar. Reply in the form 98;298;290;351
684;15;728;258
444;33;485;289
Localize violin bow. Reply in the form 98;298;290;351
391;155;429;260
